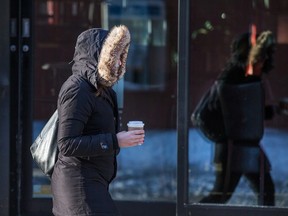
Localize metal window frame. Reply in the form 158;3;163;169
176;1;288;216
0;0;11;215
4;0;288;215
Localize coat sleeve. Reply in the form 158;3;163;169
57;82;119;157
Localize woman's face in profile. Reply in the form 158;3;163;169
115;58;122;73
117;59;122;67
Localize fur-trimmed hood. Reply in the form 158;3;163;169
71;25;131;88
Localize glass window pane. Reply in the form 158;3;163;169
189;0;288;207
32;0;177;203
106;0;177;202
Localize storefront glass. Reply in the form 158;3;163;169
32;0;178;202
31;0;288;209
188;0;288;207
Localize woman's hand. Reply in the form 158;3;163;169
116;130;145;148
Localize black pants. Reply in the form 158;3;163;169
200;143;275;206
200;170;275;205
52;174;121;216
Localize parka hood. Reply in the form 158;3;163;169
72;25;131;88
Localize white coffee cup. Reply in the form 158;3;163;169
127;121;144;131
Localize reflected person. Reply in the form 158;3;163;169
199;31;276;205
51;26;145;216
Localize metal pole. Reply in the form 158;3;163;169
176;0;190;215
0;0;11;215
9;0;21;215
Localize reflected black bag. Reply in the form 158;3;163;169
191;81;226;142
30;110;59;177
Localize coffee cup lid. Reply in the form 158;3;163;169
127;121;144;127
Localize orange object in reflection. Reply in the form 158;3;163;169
246;24;257;76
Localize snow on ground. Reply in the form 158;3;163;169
33;121;288;206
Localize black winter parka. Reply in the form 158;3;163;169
51;26;130;216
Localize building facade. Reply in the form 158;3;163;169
1;0;288;215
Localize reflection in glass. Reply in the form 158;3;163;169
32;0;177;203
106;0;167;90
31;0;288;208
189;0;288;207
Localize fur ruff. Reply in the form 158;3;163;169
248;31;273;65
98;25;131;87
